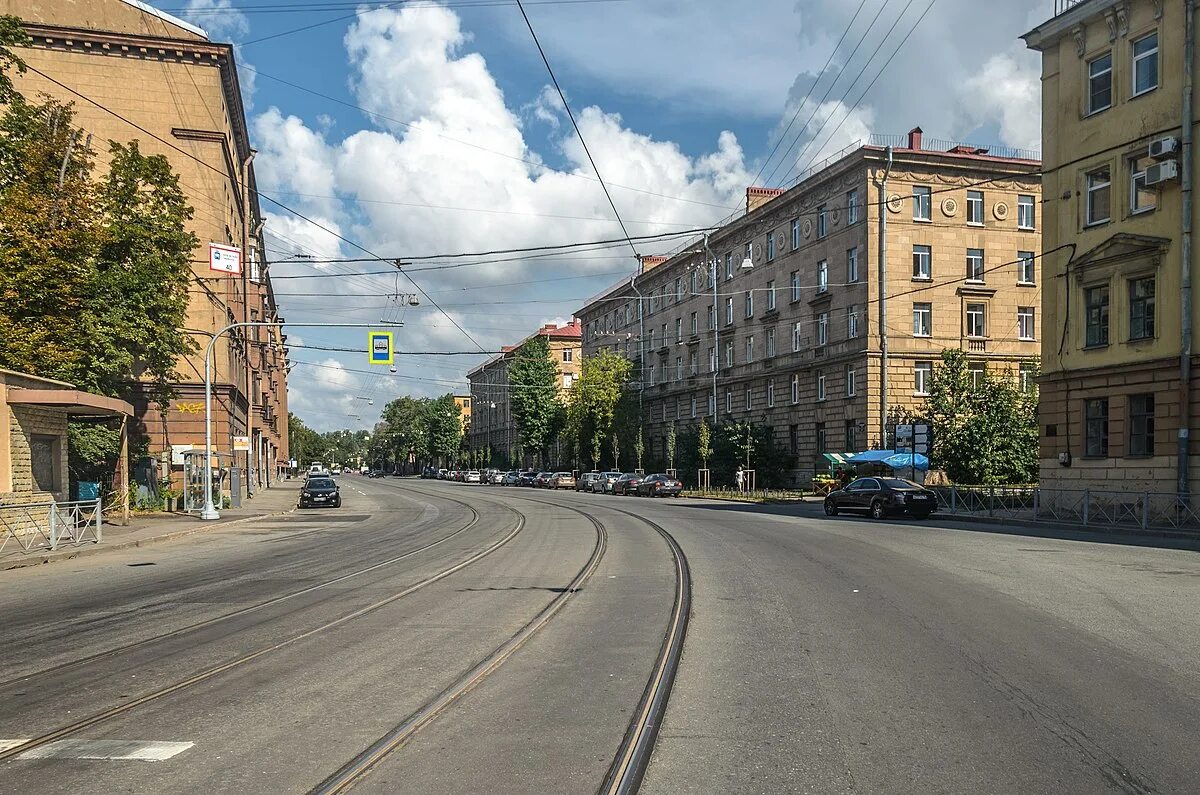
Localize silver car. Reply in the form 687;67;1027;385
593;471;623;493
464;470;482;484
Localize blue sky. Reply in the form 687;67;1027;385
165;0;1051;431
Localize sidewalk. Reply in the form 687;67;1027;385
1;482;301;571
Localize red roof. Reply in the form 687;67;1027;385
538;319;582;340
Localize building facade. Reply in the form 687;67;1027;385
578;131;1042;483
466;320;581;467
1024;0;1194;495
2;0;290;493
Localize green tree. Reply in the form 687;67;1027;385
666;423;677;470
566;349;632;470
423;394;463;466
288;413;326;467
378;395;428;465
634;427;645;471
697;419;712;470
508;335;562;467
0;16;28;102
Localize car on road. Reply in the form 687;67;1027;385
577;472;601;492
612;473;643;495
330;465;342;475
823;477;938;520
550;472;576;490
592;471;622;493
499;470;519;486
517;471;538;487
636;474;684;497
534;472;554;488
299;477;341;509
464;470;482;484
485;470;504;485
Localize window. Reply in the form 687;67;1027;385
966;190;984;225
1018;251;1036;285
690;311;698;335
792;321;803;352
844;420;858;451
790;270;801;302
791;374;800;404
817;312;829;346
1087;167;1112;225
724;341;734;368
1088;52;1113;114
625;304;632;325
708;304;716;330
691;396;698;419
1085;398;1109;457
745;387;753;411
817;372;826;401
725;252;733;280
846;366;857;397
745;290;754;318
817;204;828;237
966;248;985;282
767;280;776;311
1018;195;1036;230
847;189;860;224
675;357;684;381
1018;306;1035;340
708;393;716;417
767;381;775;407
966;303;987;338
1129;394;1155;456
1132;32;1159;96
675;277;683;301
1129;276;1155;340
1130;152;1158;214
816;422;827;454
766;328;777;357
767;232;776;262
791;218;801;250
689;351;698;376
708;346;716;373
30;434;59;493
914;361;932;395
1019;362;1036;393
661;323;667;345
744;242;753;268
913;244;932;279
725;390;733;414
847;305;860;338
725;297;734;325
847;247;859;283
968;362;986;389
649;363;657;386
562;349;573;362
691;269;700;295
913;186;931;220
746;335;755;363
706;264;714;289
913;303;932;337
1085;285;1110;346
648;328;655;350
675;318;683;342
817;260;829;292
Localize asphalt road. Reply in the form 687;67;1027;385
2;477;1198;794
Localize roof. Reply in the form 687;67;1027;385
121;0;208;39
6;388;133;417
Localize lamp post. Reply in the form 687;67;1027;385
201;321;404;520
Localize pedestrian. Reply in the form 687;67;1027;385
735;465;744;493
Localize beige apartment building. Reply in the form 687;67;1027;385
2;0;289;493
1024;0;1194;496
578;130;1042;483
466;320;581;467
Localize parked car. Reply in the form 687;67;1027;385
636;474;684;497
577;472;601;492
612;473;643;495
299;477;341;509
592;471;622;493
551;472;576;490
533;472;553;488
500;470;520;486
464;470;482;484
330;466;342;476
823;477;937;520
517;471;538;487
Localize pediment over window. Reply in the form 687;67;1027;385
1073;233;1171;275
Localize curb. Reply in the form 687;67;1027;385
1;502;299;572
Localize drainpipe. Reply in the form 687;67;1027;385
704;233;719;425
874;146;894;447
629;274;645;439
242;151;256;496
1180;0;1195;501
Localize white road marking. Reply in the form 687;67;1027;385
11;739;194;761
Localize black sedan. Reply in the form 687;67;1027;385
823;477;936;520
636;474;684;497
612;473;643;495
517;471;538;487
299;477;341;509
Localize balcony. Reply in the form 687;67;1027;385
968;339;988;352
1054;0;1089;15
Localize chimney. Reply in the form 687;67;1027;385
746;186;785;214
639;255;669;273
907;126;923;150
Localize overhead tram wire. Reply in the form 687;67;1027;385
514;0;639;260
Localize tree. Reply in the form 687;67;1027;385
634;427;645;471
378;395;428;466
508;335;562;467
666;423;677;470
697;419;712;470
609;432;620;471
565;349;632;471
423;394;463;466
288;414;326;466
0;16;28;103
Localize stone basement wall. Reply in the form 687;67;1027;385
8;405;68;501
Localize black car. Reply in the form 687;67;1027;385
823;477;936;520
636;474;684;497
612;473;643;495
517;471;538;487
300;477;341;509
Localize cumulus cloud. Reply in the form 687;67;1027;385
954;48;1042;153
181;0;249;41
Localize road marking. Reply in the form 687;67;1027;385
4;739;193;761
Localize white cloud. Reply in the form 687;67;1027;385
954;48;1042;153
181;0;249;42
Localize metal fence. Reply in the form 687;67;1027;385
0;499;103;554
932;486;1200;533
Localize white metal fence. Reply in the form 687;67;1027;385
0;499;103;554
931;486;1200;533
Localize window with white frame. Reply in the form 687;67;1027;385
1018;194;1036;230
847;189;860;224
562;349;573;362
744;290;754;318
913;303;932;337
675;277;683;301
767;280;776;311
690;311;698;335
766;327;776;357
707;263;715;288
725;297;734;325
847;305;860;338
724;341;733;368
791;217;801;250
708;393;716;417
725;389;733;413
1018;251;1036;285
676;357;684;381
744;242;753;267
846;365;857;397
791;374;800;404
1019;362;1036;394
745;386;753;411
675;318;683;342
767;232;776;261
966;303;987;338
913;186;932;220
966;248;985;282
1132;32;1159;96
708;304;716;330
913;244;932;279
725;252;733;280
817;371;826;401
691;396;698;419
817;204;828;238
1130;152;1158;214
966;190;984;225
708;346;716;373
1088;52;1113;114
818;260;829;292
691;269;700;294
767;381;775;407
648;328;655;349
1018;306;1035;340
689;350;698;376
817;312;829;346
746;335;755;363
968;362;986;390
1087;167;1112;226
847;247;859;283
649;363;657;386
790;270;801;302
792;321;803;352
914;361;932;395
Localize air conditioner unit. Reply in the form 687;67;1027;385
1144;160;1180;186
1148;136;1180;161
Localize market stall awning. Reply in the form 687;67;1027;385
848;449;930;471
822;453;855;465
